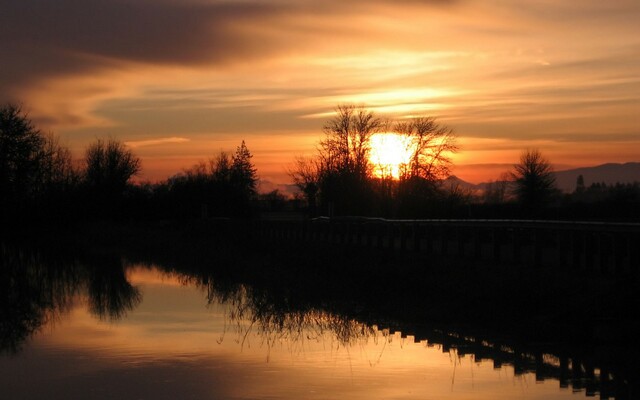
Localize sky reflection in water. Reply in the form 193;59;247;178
0;264;580;399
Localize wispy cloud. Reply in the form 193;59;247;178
125;137;190;148
1;0;639;183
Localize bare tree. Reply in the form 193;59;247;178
0;104;78;215
0;104;45;205
391;116;458;217
84;138;141;195
313;105;384;215
40;133;77;189
396;116;458;181
288;156;320;214
510;149;557;213
211;151;232;183
319;104;382;178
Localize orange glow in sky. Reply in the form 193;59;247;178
1;0;639;184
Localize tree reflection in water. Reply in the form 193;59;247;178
0;242;140;353
210;284;379;355
0;243;80;353
87;254;141;320
146;262;638;399
1;241;635;399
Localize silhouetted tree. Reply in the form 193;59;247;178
231;140;257;197
393;117;458;216
0;104;45;210
230;140;258;216
0;104;78;221
84;138;140;195
316;105;382;215
288;156;320;216
510;149;557;215
82;138;140;217
319;104;382;178
212;151;232;183
396;116;458;181
40;133;77;189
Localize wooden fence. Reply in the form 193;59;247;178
255;217;640;274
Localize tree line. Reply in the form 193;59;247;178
2;103;637;225
289;105;638;220
0;104;258;224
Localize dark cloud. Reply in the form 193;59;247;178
0;0;459;97
0;0;288;97
2;0;283;64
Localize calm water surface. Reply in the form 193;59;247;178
0;246;614;399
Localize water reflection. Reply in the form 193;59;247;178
202;280;629;399
205;284;377;353
0;243;79;353
0;242;139;354
87;254;141;320
0;241;635;399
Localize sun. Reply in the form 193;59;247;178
369;133;415;179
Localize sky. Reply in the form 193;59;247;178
2;0;639;184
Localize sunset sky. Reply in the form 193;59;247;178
2;0;639;184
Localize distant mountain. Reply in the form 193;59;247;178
468;162;640;194
553;162;640;192
441;175;483;194
257;180;300;198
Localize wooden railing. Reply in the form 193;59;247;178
255;217;640;273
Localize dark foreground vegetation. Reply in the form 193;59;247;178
2;103;639;226
0;103;260;224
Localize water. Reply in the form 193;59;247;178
0;243;628;399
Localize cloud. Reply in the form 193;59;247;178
0;1;285;94
0;0;460;92
1;0;460;126
124;137;190;148
1;0;639;181
2;1;285;63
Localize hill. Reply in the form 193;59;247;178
553;162;640;192
449;162;640;195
